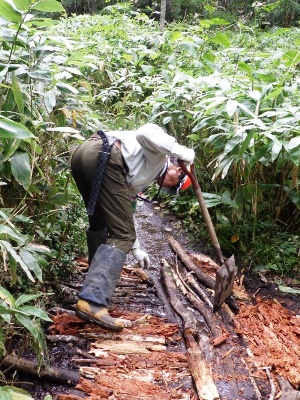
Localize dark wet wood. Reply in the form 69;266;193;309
168;236;216;289
2;354;79;384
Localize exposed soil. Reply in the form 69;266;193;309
3;200;300;400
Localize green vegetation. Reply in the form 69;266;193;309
0;0;299;388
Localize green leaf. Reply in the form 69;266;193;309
0;0;22;23
170;31;182;42
12;74;25;117
9;152;31;191
44;90;56;113
12;0;31;12
0;385;34;399
238;61;252;76
210;32;230;47
19;305;52;321
0;285;15;307
15;294;43;307
25;243;51;254
238;131;255;158
0;240;35;281
56;82;79;94
46;192;67;205
0;118;33;139
32;0;65;13
179;42;198;57
0;224;26;245
278;285;300;295
0;305;12;323
19;249;43;281
226;100;238;117
262;87;283;102
15;314;40;340
188;133;201;142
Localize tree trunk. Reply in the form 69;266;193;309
87;0;97;14
160;0;166;31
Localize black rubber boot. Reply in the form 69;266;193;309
86;228;107;265
76;244;126;331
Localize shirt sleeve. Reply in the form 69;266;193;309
136;123;176;155
136;123;195;165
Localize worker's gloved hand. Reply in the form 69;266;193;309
171;142;195;165
131;239;150;268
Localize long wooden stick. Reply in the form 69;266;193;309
168;237;215;290
185;332;220;400
161;260;197;333
2;354;79;385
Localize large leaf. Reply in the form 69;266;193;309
0;119;33;139
0;285;15;307
32;0;65;13
0;0;22;23
19;305;52;321
12;0;31;12
12;74;25;118
9;151;31;191
0;385;34;399
0;240;35;281
19;249;43;281
15;294;44;307
0;224;27;245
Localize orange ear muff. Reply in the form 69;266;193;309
180;175;192;190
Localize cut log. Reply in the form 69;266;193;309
168;237;215;290
168;237;239;312
185;332;219;400
169;260;221;338
161;260;197;334
2;354;79;384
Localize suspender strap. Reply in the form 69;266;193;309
87;130;113;216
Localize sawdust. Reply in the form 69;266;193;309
234;297;300;389
50;308;195;399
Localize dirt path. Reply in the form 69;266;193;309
11;201;300;399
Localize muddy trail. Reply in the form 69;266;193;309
5;201;300;400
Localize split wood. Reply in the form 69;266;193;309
162;257;221;337
161;261;220;400
168;236;238;312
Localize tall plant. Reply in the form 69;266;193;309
0;0;94;367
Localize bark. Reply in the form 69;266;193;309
2;354;79;384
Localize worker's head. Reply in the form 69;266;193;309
156;158;191;195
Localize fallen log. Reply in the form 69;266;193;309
161;260;197;333
168;237;239;312
2;354;79;385
168;237;215;290
170;260;221;338
184;269;213;309
46;334;79;343
185;332;219;400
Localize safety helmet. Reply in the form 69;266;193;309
158;163;192;196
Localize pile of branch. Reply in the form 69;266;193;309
163;236;300;400
162;237;261;400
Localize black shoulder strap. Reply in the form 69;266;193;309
87;130;113;216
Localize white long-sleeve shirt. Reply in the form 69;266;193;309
106;123;194;196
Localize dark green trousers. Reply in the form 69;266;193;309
71;136;136;254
